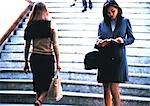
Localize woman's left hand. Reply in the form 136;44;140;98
24;62;30;74
114;37;124;44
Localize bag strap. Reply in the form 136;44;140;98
54;70;61;79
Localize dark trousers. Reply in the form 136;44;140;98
82;0;92;9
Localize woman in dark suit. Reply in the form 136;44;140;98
95;0;135;106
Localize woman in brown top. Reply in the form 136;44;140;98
24;2;61;106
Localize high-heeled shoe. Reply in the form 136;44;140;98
34;99;42;106
70;3;75;7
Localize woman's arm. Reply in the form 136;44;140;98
24;40;31;73
52;28;61;71
123;19;135;45
51;20;61;71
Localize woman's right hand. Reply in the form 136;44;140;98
96;39;110;47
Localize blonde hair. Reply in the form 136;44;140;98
27;2;49;25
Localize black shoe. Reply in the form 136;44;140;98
89;4;93;9
70;3;75;7
82;8;87;12
89;1;93;9
89;5;92;9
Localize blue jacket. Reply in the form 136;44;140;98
98;17;135;45
96;17;135;82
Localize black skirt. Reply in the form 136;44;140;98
96;42;128;83
30;53;55;92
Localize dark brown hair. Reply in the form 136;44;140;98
103;0;123;25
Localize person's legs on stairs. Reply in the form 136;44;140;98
103;83;112;106
89;0;93;9
82;0;87;12
110;83;120;106
35;91;48;106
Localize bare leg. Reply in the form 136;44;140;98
35;91;48;106
110;83;120;106
103;83;112;106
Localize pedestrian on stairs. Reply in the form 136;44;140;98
70;0;93;12
82;0;93;12
95;0;135;106
24;2;61;106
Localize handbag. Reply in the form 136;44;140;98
48;70;63;101
84;51;101;70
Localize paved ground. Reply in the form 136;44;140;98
0;104;73;106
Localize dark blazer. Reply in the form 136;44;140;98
98;17;134;45
96;17;135;83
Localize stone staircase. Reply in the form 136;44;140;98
0;0;150;105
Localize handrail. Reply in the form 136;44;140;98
0;0;31;46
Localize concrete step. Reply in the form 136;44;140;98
2;37;150;51
0;104;70;106
3;35;150;48
47;6;150;14
2;44;150;54
4;31;150;41
51;13;150;20
0;90;150;106
1;52;150;65
4;27;150;41
3;42;150;55
1;51;150;66
0;79;149;97
0;68;149;85
0;62;150;74
45;1;150;9
21;18;150;26
39;0;150;2
12;23;150;32
20;19;150;30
